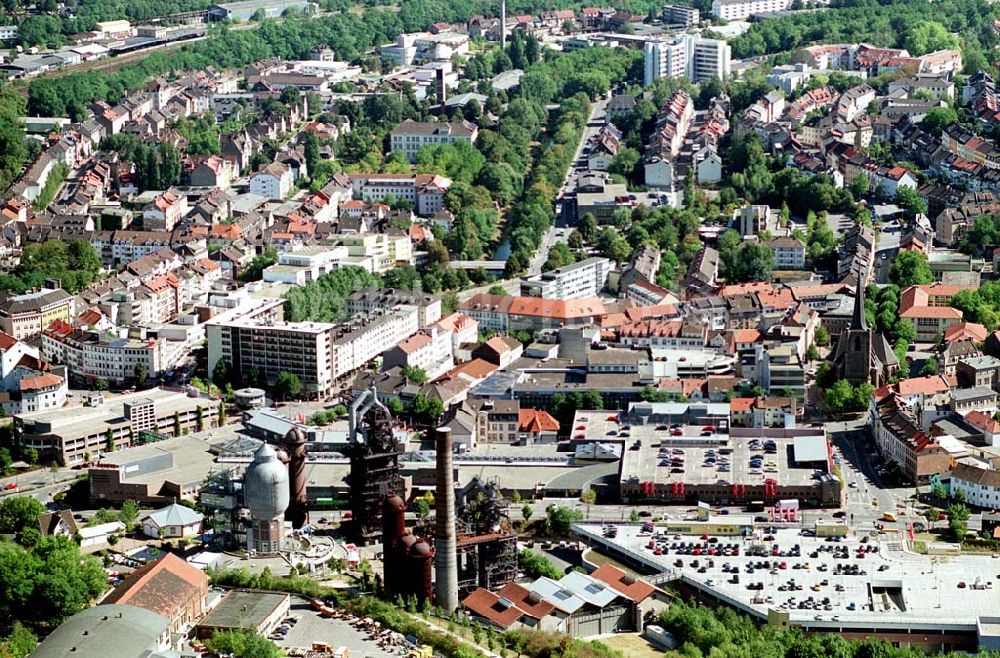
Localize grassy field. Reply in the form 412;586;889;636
598;632;665;658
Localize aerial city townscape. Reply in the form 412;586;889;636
7;0;1000;656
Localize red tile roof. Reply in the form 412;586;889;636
519;409;560;434
590;564;660;603
102;553;208;621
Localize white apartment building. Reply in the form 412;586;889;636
643;34;731;86
389;120;479;162
767;237;807;270
950;463;1000;510
520;257;612;300
249;162;293;199
347;173;452;217
206;298;336;398
262;246;349;285
381;324;454;380
332;305;420;379
42;325;177;385
711;0;828;20
335;232;413;273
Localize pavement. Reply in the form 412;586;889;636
874;223;902;284
274;600;402;657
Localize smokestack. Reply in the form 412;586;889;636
436;67;447;117
500;0;506;51
284;428;308;528
434;426;458;611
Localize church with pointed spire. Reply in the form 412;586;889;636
831;281;900;387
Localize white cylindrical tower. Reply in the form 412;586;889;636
244;443;290;553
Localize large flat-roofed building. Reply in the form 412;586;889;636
0;285;73;339
520;257;611;301
389;119;479;161
15;387;219;466
31;604;171;657
346;288;442;327
603;402;841;506
194;590;290;639
206;297;335;398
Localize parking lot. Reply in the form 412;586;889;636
619;428;823;489
577;523;1000;634
274;600;403;658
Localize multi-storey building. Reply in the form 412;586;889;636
42;322;180;385
206;298;335;398
389;120;479;161
711;0;828;20
347;173;452;217
520;257;611;300
643;34;731;85
331;305;420;380
0;286;73;340
662;4;700;25
16;387;218;465
346;288;442;328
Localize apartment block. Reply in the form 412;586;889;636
0;286;73;339
389;119;479;161
206;298;335;398
662;4;700;26
643;34;731;86
331;305;420;380
346;288;442;328
520;257;611;300
42;322;182;385
711;0;828;20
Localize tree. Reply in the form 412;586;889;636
173;411;181;437
204;631;283;658
903;20;960;56
522;504;533;523
212;359;232;387
1;622;37;658
815;325;830;347
275;371;302;401
825;380;855;415
580;488;597;505
0;497;44;535
921;106;957;136
401;365;429;384
218;401;227;427
120;500;140;529
609;147;640;179
519;549;563;579
105;427;115;452
947;502;970;541
805;344;820;362
889;251;933;287
413;498;430;519
196;406;205;432
919;358;938;376
894;186;927;216
133;363;147;386
545;505;583;535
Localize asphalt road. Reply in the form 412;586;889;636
531;96;610;276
